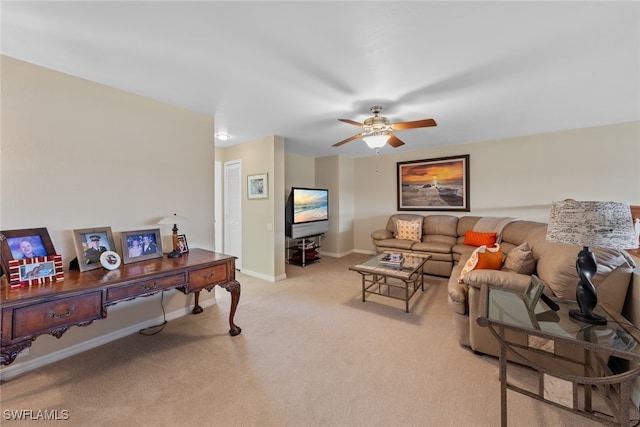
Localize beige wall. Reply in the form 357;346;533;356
284;152;315;191
222;136;285;280
1;56;216;377
314;156;355;257
353;121;640;252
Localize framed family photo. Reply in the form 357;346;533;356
0;227;57;275
121;229;163;264
248;173;268;199
397;155;470;212
72;227;117;272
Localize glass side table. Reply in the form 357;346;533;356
477;284;640;427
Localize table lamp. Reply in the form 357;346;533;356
157;213;191;258
546;200;638;325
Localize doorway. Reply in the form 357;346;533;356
224;160;242;269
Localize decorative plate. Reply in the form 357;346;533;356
100;251;121;270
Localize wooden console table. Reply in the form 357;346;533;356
1;248;241;366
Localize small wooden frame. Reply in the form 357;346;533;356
121;229;163;264
72;227;117;272
8;254;64;288
0;227;57;275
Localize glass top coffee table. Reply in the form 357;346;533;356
349;253;430;313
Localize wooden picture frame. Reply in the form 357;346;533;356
523;274;545;311
72;227;117;272
120;229;163;264
248;173;268;199
8;255;64;288
397;155;470;211
177;234;189;254
0;227;57;275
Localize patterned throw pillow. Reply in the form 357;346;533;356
458;244;503;283
463;230;498;247
501;242;536;275
395;219;422;242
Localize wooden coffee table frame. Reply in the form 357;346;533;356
349;254;430;313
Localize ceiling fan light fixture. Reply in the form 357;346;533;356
362;133;390;148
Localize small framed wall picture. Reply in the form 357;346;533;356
247;173;268;199
523;274;545;311
177;234;189;254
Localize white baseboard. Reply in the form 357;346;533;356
240;268;280;282
322;249;356;258
0;297;216;382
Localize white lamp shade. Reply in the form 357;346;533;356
362;133;390;148
546;200;638;249
158;214;191;225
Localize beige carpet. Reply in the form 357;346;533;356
0;254;630;426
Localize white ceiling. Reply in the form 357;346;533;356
2;1;639;158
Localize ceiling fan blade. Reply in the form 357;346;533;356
387;133;405;148
338;118;364;127
391;119;437;131
333;133;364;147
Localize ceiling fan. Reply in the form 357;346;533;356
334;106;437;149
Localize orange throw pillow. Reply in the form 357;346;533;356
463;230;497;247
475;246;504;270
458;244;503;283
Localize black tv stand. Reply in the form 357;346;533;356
286;234;323;267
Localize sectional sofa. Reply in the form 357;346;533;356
370;213;634;363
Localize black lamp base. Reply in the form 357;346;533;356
569;309;606;325
571;246;607;325
167;250;182;259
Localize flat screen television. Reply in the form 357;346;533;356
292;187;328;224
286;187;329;238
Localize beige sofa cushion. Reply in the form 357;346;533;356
374;238;415;251
501;242;536;275
412;241;453;254
371;229;393;240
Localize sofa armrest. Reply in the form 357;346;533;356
463;269;532;294
371;229;393;240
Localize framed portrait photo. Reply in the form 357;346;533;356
177;234;189;254
72;227;117;272
0;227;57;275
121;229;163;264
397;155;470;212
248;173;268;199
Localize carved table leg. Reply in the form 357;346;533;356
218;280;242;336
192;290;204;314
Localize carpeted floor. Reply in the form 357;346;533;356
0;254;629;426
